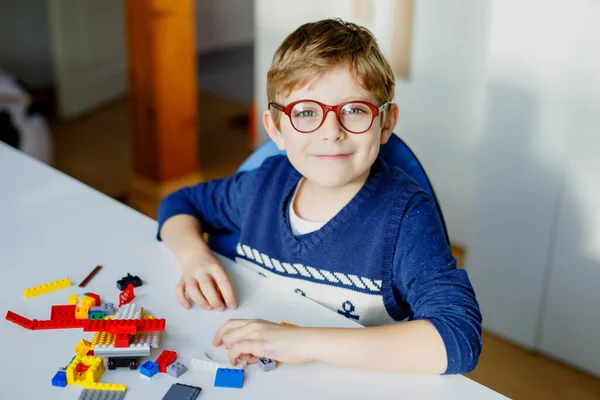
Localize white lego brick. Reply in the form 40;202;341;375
190;352;246;371
93;343;150;357
114;303;140;320
131;331;160;349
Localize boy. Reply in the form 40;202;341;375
157;19;482;375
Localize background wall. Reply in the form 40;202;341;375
254;0;490;246
0;0;54;86
195;0;254;54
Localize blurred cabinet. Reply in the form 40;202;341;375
466;0;600;377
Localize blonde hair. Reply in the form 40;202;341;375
267;19;395;127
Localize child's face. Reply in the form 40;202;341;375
264;67;398;189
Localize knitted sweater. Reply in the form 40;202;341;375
157;155;482;374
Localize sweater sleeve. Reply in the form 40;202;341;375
393;192;482;374
156;169;258;241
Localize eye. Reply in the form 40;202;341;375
295;110;317;117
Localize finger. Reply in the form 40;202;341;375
197;275;225;311
248;355;260;364
184;279;212;311
221;321;261;348
212;268;237;310
175;282;191;309
213;319;253;346
229;340;263;366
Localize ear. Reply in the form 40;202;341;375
263;110;286;151
380;103;399;145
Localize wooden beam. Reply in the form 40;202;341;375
124;0;199;205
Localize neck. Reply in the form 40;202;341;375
294;171;370;222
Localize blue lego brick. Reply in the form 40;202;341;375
214;368;244;389
162;383;202;400
51;370;67;387
140;360;159;377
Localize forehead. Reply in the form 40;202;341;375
283;67;376;104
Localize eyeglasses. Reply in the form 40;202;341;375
269;99;391;134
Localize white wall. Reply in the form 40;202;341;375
196;0;254;53
0;0;54;86
254;0;490;246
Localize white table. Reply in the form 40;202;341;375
0;142;506;399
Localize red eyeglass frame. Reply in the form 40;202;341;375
269;99;392;134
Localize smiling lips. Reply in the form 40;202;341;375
313;153;351;160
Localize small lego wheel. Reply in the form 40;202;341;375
129;358;139;370
107;359;116;370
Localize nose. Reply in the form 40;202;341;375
317;109;345;142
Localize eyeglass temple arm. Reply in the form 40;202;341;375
269;102;284;112
378;101;392;112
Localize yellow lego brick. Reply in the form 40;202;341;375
23;277;71;299
92;331;115;347
67;356;104;385
68;293;79;305
143;315;154;319
75;306;90;319
280;321;297;327
81;382;127;392
75;339;92;357
81;295;96;307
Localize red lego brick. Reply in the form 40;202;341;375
50;305;76;320
138;318;166;332
118;284;135;307
5;311;34;330
31;318;86;330
86;293;101;307
114;334;131;348
83;319;138;334
76;363;90;373
155;350;177;373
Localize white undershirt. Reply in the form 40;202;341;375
289;178;327;236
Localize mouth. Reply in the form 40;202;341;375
312;153;352;160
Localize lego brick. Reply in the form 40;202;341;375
81;296;97;308
280;321;297;327
89;310;106;320
138;318;166;332
69;294;79;305
79;265;102;288
131;331;160;348
24;277;71;299
92;331;115;347
76;339;93;357
93;344;150;357
258;357;276;372
76;306;90;319
118;284;135;307
66;356;104;385
156;350;177;373
51;304;76;320
107;357;139;370
51;370;67;387
5;310;34;330
114;334;131;348
100;303;115;316
86;293;101;306
166;361;187;378
78;388;126;400
31;318;86;330
214;368;244;389
140;360;159;378
114;303;140;320
117;273;142;291
79;382;126;392
162;383;202;400
83;319;138;334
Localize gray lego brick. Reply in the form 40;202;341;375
258;357;276;372
93;345;150;357
166;361;188;378
78;389;126;400
162;383;201;400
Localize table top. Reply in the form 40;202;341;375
0;142;506;399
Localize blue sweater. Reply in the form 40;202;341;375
157;155;482;374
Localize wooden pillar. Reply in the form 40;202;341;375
124;0;201;212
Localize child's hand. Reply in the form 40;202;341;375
175;253;237;311
212;319;311;365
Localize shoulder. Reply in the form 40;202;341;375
375;158;430;203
